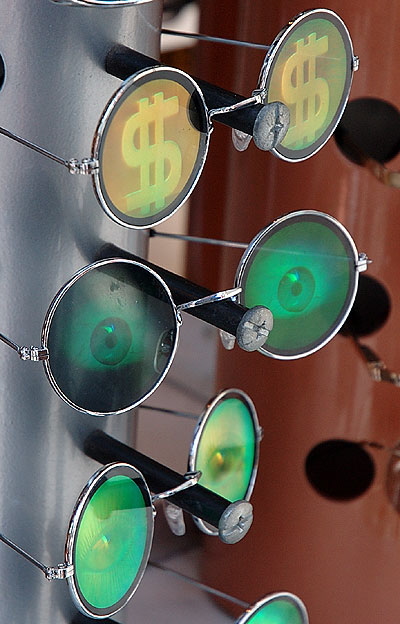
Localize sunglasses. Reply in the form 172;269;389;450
149;561;308;624
151;209;369;358
85;429;255;545
73;561;309;624
143;388;262;537
0;257;246;416
0;461;202;619
0;63;285;230
162;7;358;161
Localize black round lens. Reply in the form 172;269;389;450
43;260;178;415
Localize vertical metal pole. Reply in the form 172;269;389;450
0;1;162;621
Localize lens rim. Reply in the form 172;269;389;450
235;592;309;624
258;8;356;162
65;462;154;619
41;257;180;416
235;210;361;360
188;388;261;536
51;0;152;6
92;65;210;229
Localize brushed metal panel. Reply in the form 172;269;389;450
0;1;162;621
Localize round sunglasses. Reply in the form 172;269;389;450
188;388;261;536
151;210;369;359
147;561;309;624
0;462;201;619
0;64;280;230
142;388;262;538
0;257;241;416
162;8;358;161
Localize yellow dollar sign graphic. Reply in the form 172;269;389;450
282;32;330;147
122;91;183;216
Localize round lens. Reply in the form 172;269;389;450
237;593;308;624
42;259;178;415
236;211;359;359
190;389;259;503
94;66;209;228
67;463;153;618
261;9;355;161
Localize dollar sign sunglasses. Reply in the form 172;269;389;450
162;7;359;161
73;560;309;624
151;210;369;359
0;462;204;619
0;257;250;416
142;388;262;538
0;64;288;230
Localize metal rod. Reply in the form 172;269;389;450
96;243;250;338
105;45;264;136
149;560;249;609
161;28;270;51
0;126;67;168
0;533;47;576
149;229;249;249
84;430;233;530
140;404;198;420
0;332;21;355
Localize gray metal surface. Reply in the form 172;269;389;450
0;1;162;621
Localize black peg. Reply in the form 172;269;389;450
105;44;264;137
84;430;253;544
96;243;272;353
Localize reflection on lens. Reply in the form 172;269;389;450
95;67;209;228
263;9;354;161
44;260;178;415
90;317;133;366
278;267;315;313
243;595;306;624
72;465;153;617
192;390;258;502
237;211;357;359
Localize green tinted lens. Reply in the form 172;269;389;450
265;10;353;161
193;392;257;502
44;260;178;414
73;467;152;617
240;212;356;358
244;596;306;624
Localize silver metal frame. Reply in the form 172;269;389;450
0;461;201;619
92;65;211;229
65;462;154;619
41;257;180;416
0;257;239;416
235;210;368;360
188;388;262;537
235;591;309;624
256;8;359;162
51;0;152;5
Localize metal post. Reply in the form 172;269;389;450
0;1;162;621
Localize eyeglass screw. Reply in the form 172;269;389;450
253;101;290;151
218;500;254;544
236;305;273;352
